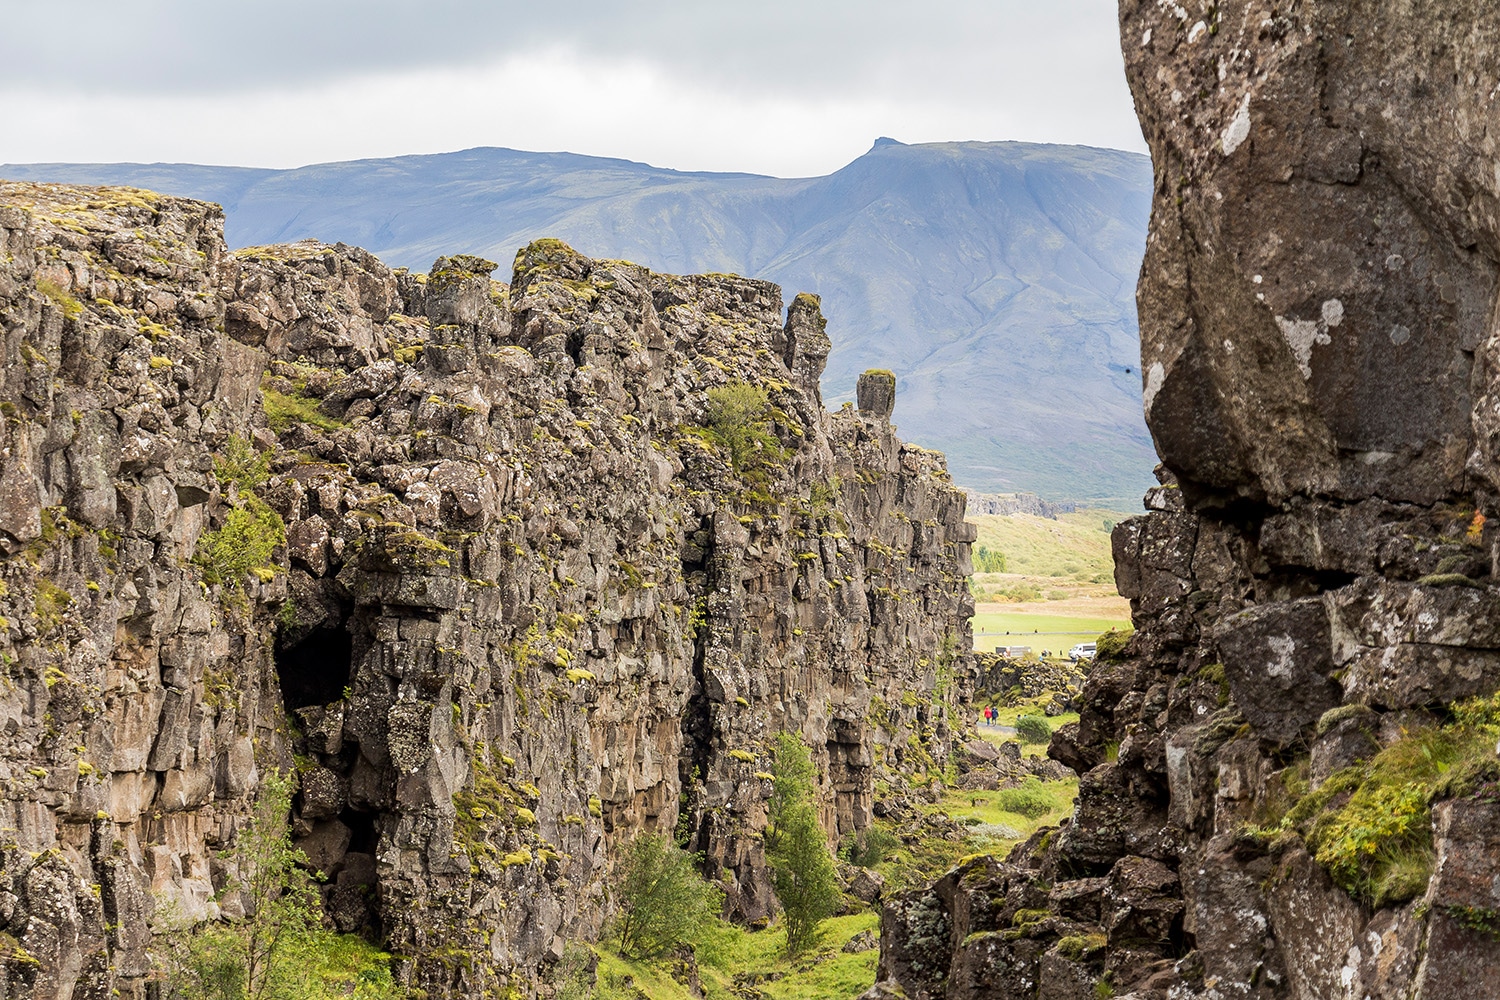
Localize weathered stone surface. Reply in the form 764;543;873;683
1409;799;1500;998
1213;599;1341;746
1127;0;1500;506
845;865;886;906
0;183;977;997
881;6;1500;997
1102;856;1182;949
857;369;897;421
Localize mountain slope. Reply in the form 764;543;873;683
3;140;1154;502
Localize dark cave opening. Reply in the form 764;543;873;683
275;624;354;711
342;808;378;855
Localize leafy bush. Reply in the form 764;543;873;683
704;382;786;474
839;827;900;868
1015;715;1052;745
215;435;273;493
612;833;725;958
195;497;285;587
990;583;1043;602
995;779;1055;820
768;733;840;956
973;545;1008;574
195;437;285;592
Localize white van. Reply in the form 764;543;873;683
1068;642;1097;661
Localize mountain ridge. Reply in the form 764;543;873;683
2;139;1155;503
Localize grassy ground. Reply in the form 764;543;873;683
975;702;1081;734
876;771;1080;894
586;912;882;1000
972;610;1127;655
934;779;1078;843
969;509;1129;598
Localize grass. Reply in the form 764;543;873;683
1252;693;1500;908
978;701;1080;732
586;912;881;1000
967;694;1081;742
286;929;403;999
877;772;1079;894
972;611;1127;655
950;779;1074;824
969;510;1125;585
262;384;344;434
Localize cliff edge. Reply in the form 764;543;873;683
866;4;1500;999
0;181;976;998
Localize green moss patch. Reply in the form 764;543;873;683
1255;694;1500;907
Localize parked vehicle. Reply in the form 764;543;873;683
1068;642;1097;661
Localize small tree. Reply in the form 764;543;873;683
613;833;725;958
704;382;786;474
156;769;321;1000
766;734;840;957
241;770;321;997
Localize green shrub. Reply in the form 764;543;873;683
973;545;1008;574
195;495;285;588
612;833;725;959
215;435;273;493
839;827;900;868
704;382;786;474
1015;715;1052;745
995;779;1055;819
768;733;840;956
195;437;286;594
1094;628;1133;662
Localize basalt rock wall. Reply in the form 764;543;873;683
866;4;1500;999
0;182;977;999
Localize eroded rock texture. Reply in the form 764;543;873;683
867;4;1500;999
0;182;976;998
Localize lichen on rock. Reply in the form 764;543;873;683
0;181;978;998
864;4;1500;998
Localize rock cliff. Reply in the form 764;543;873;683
866;4;1500;999
0;181;977;998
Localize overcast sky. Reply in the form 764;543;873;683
1;0;1143;176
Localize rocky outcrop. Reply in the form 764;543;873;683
0;183;976;997
867;4;1500;999
973;652;1086;711
962;492;1078;520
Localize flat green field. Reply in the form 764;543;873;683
972;611;1127;654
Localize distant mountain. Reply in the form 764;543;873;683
3;140;1154;503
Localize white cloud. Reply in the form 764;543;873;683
0;2;1143;173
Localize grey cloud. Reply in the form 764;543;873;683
5;0;1126;107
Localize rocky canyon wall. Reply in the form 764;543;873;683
0;181;976;999
867;4;1500;999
